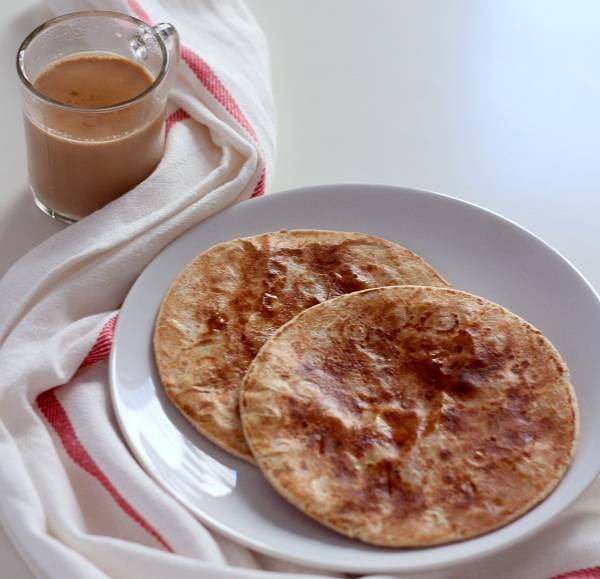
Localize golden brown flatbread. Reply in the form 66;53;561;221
154;230;449;461
240;286;578;545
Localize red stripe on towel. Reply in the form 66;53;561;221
166;108;191;134
128;0;258;142
37;390;173;552
36;314;173;552
127;0;152;24
179;45;259;143
80;316;117;368
551;568;600;579
127;0;267;196
251;169;266;198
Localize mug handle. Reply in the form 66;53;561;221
153;22;181;74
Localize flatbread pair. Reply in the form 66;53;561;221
154;230;577;546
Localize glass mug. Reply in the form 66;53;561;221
16;11;180;222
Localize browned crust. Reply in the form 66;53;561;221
153;230;450;461
240;286;578;546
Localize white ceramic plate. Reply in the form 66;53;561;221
109;184;600;573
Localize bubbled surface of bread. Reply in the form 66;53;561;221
153;230;449;461
240;286;578;545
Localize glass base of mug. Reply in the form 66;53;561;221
31;187;77;224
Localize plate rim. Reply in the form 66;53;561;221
109;182;600;573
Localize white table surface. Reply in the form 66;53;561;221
1;0;599;576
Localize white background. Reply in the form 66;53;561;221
1;0;599;575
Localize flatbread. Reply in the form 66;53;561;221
154;230;449;461
240;286;578;545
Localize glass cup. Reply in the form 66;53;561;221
16;11;180;222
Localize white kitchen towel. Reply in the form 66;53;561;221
1;1;599;579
